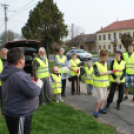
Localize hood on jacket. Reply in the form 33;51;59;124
0;64;22;81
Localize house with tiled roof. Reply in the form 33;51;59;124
66;33;96;52
96;19;134;53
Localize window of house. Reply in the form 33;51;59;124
108;34;111;40
119;33;122;39
103;45;106;49
80;45;84;49
108;45;111;49
114;33;116;40
103;35;106;40
119;45;121;49
99;35;101;40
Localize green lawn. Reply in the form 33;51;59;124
0;103;116;134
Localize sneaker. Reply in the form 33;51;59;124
93;112;99;118
99;109;107;114
124;96;128;100
105;103;110;110
116;103;120;110
60;99;64;102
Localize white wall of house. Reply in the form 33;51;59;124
96;29;134;53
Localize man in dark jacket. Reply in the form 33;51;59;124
0;48;41;134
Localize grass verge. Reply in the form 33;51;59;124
0;103;116;134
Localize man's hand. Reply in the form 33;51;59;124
105;70;113;75
116;79;120;84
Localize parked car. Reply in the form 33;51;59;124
66;49;92;61
5;40;41;74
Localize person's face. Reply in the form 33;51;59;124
128;46;133;53
100;55;108;62
87;61;91;66
39;51;46;58
0;50;7;60
54;70;58;73
115;53;121;60
59;50;64;55
72;54;77;59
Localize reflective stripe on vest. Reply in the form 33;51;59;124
51;74;62;94
0;58;3;86
70;59;81;76
123;52;134;74
33;57;49;79
55;55;66;73
93;62;109;87
84;67;93;85
110;59;125;83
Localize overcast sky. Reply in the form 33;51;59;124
0;0;134;39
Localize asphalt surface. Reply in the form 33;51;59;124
63;81;134;134
49;55;114;65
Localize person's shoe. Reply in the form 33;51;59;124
93;112;99;118
116;103;120;110
61;94;66;97
124;96;128;100
105;103;110;110
99;109;107;114
60;99;64;102
41;102;46;107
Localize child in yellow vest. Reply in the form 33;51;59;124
84;60;94;95
51;67;64;102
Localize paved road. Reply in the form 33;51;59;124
49;55;114;65
63;81;134;134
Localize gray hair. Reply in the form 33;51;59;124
39;47;46;53
1;48;8;52
59;48;65;52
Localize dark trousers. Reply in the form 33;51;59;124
40;78;52;104
5;114;32;134
61;79;66;95
0;86;2;108
107;82;124;104
71;76;80;94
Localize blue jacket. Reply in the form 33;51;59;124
0;64;41;117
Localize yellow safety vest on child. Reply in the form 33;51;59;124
84;67;93;85
33;57;49;79
110;59;126;83
123;52;134;74
55;55;66;73
93;62;109;87
70;59;81;76
51;74;62;94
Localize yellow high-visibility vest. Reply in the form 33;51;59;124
33;57;49;79
51;73;62;94
123;52;134;74
93;62;109;87
70;59;81;76
55;55;66;73
0;58;3;86
110;59;126;83
84;67;93;85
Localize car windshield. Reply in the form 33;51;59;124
75;49;86;53
19;47;37;52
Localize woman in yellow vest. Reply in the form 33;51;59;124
54;48;67;97
68;52;81;95
105;51;126;110
51;67;64;102
93;50;113;118
84;60;94;95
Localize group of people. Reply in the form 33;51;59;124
0;41;134;133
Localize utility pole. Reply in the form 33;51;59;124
1;4;9;43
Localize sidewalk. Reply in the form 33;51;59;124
63;81;134;134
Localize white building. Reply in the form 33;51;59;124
96;19;134;53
